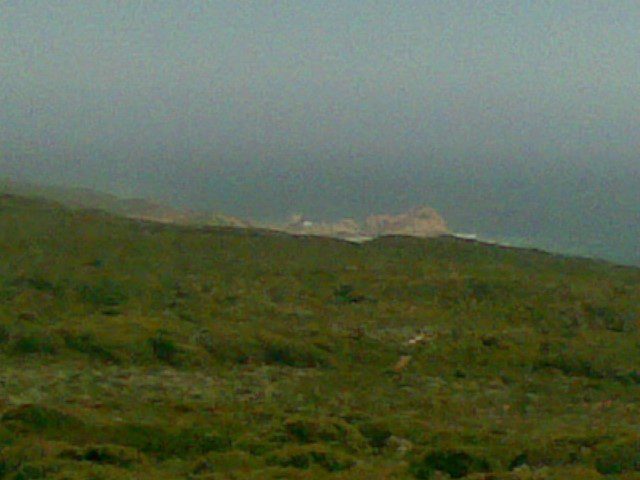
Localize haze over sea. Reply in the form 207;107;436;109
2;1;638;264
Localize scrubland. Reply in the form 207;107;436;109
1;194;639;479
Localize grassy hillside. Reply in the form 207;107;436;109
0;193;639;479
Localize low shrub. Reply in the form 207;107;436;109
234;433;278;456
63;332;119;363
0;459;57;480
534;354;605;380
78;279;128;308
192;450;264;475
1;405;82;433
0;440;140;480
357;420;393;450
148;330;181;365
0;325;10;345
507;434;601;471
259;333;328;368
10;333;59;355
82;444;142;468
104;424;232;459
594;437;640;474
61;444;144;468
333;284;367;304
582;301;636;332
284;416;368;453
193;328;255;364
266;444;356;472
410;449;490;479
11;276;60;294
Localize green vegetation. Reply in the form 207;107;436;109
0;193;639;478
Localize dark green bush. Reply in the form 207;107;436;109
594;438;640;474
63;332;118;363
81;444;143;468
10;463;54;480
11;276;60;294
333;284;366;304
583;302;635;332
11;334;58;355
194;328;263;364
410;450;490;479
234;433;277;456
266;444;356;472
192;450;263;475
1;405;82;432
507;439;586;470
0;325;10;345
148;330;181;365
0;284;18;302
283;416;368;453
357;420;393;450
260;333;328;368
78;279;128;308
105;424;231;459
508;452;528;470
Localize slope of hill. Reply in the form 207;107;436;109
0;179;249;227
0;193;639;479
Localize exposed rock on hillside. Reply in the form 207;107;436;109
0;179;446;240
364;206;449;237
331;218;361;237
278;206;448;240
282;216;361;238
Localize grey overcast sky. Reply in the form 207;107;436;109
1;1;639;263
